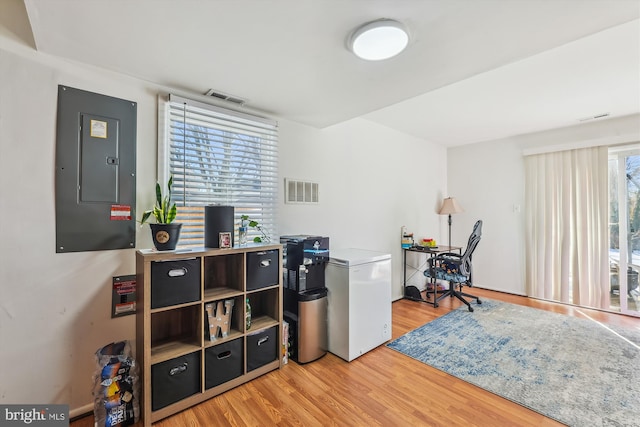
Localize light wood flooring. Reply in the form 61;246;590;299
74;287;639;426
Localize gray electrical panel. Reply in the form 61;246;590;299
55;85;137;253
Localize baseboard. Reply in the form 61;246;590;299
473;284;527;296
70;403;93;421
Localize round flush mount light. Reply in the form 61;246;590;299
348;19;409;61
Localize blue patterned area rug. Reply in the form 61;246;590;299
387;299;640;427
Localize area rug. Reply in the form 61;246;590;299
387;299;640;427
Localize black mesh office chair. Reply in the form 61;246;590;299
424;220;482;312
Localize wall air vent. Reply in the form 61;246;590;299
578;112;610;122
204;89;247;106
285;178;319;204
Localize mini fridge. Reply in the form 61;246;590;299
325;248;392;362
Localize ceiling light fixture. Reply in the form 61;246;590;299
348;19;409;61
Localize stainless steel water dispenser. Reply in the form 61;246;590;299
280;235;329;363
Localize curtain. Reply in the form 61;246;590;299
525;146;609;309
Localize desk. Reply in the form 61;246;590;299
403;245;462;307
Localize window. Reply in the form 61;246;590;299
159;94;278;247
608;146;640;315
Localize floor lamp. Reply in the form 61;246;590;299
439;197;464;248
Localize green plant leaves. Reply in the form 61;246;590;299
240;214;269;243
140;175;177;224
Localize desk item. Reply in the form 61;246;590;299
424;220;483;312
326;248;392;361
420;238;437;247
401;226;413;248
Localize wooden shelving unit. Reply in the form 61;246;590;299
136;244;283;425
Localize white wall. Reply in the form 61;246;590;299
277;118;448;297
0;39;157;416
448;114;640;295
0;34;448;414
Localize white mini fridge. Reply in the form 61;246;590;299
325;248;392;362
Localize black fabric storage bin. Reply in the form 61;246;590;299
151;258;201;309
246;250;279;291
205;338;243;389
151;351;201;411
246;326;278;372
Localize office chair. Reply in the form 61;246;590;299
424;220;482;312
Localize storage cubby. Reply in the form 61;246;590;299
203;252;243;294
151;258;201;309
246;287;279;332
151;351;201;411
150;304;201;364
246;249;280;290
204;295;243;346
204;338;243;390
246;326;278;372
136;244;282;426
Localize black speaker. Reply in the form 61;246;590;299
204;205;234;248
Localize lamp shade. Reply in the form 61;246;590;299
439;197;464;215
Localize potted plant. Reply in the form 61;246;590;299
240;215;270;243
140;175;182;250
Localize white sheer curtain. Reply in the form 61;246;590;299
524;146;610;309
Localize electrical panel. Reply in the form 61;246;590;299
55;85;137;253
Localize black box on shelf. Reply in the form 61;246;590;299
246;326;278;372
246;250;279;291
205;338;243;389
151;351;201;411
151;258;201;309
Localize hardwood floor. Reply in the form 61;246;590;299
74;288;638;426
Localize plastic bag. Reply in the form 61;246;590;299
92;341;139;427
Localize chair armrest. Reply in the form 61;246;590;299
429;252;462;264
435;252;462;259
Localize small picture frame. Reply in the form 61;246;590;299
219;232;231;249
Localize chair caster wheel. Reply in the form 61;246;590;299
477;299;482;304
468;306;474;312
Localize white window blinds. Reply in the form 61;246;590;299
160;94;278;247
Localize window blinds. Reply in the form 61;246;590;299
163;94;278;247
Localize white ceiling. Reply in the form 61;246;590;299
18;0;640;146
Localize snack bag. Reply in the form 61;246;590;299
92;341;139;427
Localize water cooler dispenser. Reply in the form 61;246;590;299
280;235;330;363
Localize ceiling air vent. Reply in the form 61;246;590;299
285;178;319;204
204;89;247;106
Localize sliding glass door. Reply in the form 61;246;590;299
609;149;640;316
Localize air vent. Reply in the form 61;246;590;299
203;89;247;106
578;112;610;122
285;178;319;204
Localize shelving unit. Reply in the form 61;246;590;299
136;243;283;425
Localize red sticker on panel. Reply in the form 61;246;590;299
110;204;131;221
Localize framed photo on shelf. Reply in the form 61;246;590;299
219;232;231;248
